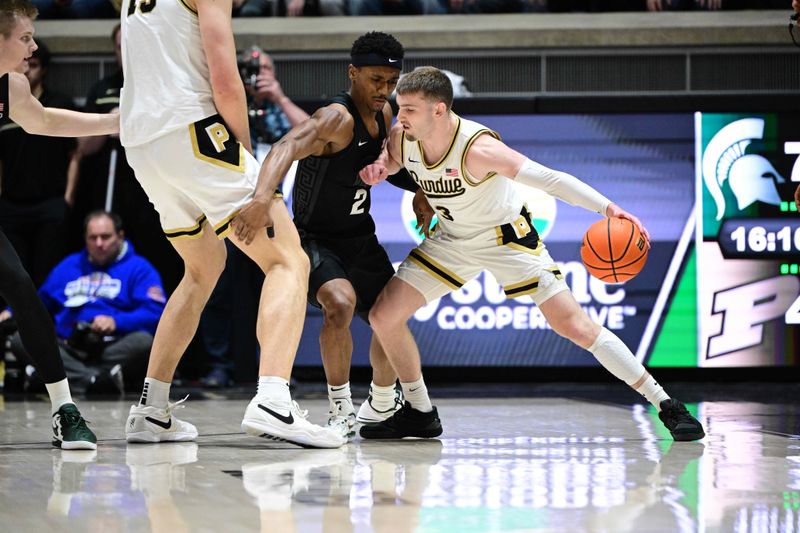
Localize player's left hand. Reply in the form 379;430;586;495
606;203;651;249
232;196;274;245
91;315;116;334
412;189;436;238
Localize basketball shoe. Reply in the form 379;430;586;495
328;398;356;439
241;398;347;448
658;399;705;441
356;384;404;425
359;401;442;440
52;403;97;450
126;396;198;443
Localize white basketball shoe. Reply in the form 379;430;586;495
241;398;347;449
126;396;198;443
327;398;356;439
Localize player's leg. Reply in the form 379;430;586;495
538;284;704;441
229;199;346;448
301;242;359;429
349;237;403;424
361;276;442;439
363;238;483;439
0;228;96;449
126;223;225;443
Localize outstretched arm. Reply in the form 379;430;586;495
8;74;118;137
466;133;650;246
231;104;351;244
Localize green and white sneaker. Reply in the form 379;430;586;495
356;384;404;425
327;398;356;439
52;403;97;450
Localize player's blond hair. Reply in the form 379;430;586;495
396;66;454;111
0;0;37;39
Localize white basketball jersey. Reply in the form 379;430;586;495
402;116;523;239
119;0;217;147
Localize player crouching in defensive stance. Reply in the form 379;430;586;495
358;66;705;442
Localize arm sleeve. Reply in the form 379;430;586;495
385;168;419;193
514;158;611;216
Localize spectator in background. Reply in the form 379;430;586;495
235;0;345;16
69;24;182;295
239;46;309;161
646;0;720;10
1;211;165;395
347;0;445;14
31;0;117;18
0;40;74;287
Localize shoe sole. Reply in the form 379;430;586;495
53;439;97;450
241;419;345;449
672;431;705;442
360;426;443;440
126;431;197;443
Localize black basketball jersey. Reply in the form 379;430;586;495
0;74;9;126
293;92;386;239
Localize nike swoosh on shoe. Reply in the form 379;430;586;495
258;404;294;424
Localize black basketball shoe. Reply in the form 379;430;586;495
359;401;443;440
658;399;705;441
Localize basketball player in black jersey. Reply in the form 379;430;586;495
0;0;118;449
233;32;428;434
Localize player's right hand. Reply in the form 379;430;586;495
360;163;389;185
232;197;274;245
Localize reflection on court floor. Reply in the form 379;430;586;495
0;397;798;532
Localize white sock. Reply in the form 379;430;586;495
587;327;669;408
637;375;670;410
369;381;397;410
45;378;73;414
400;377;432;413
256;376;292;404
328;382;351;403
139;377;170;408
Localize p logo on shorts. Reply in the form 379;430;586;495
189;114;244;173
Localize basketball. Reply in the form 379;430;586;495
581;217;648;283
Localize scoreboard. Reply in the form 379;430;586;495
696;113;800;367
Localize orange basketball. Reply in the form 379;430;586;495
581;217;648;283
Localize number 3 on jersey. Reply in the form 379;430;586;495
127;0;156;15
351;188;367;215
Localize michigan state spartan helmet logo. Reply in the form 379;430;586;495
703;118;785;221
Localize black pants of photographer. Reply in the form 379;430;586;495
9;331;153;395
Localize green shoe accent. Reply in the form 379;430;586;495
52;403;97;450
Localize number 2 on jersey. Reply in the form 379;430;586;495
350;189;367;215
127;0;156;15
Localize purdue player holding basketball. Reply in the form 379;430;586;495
238;32;422;435
360;67;705;442
120;0;344;447
0;0;118;449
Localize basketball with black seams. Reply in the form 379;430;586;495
581;217;648;283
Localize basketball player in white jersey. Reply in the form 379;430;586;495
119;0;345;448
359;67;704;442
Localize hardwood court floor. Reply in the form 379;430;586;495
0;390;798;532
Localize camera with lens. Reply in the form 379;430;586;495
68;321;106;359
238;45;262;90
